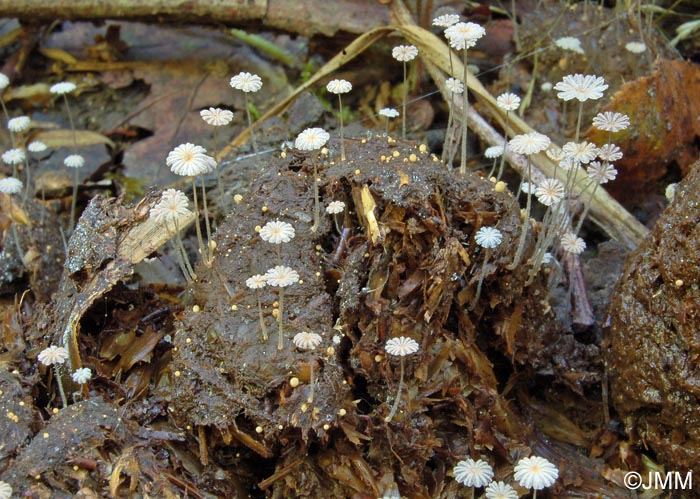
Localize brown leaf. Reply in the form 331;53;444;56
588;59;700;200
99;329;136;361
33;129;115;149
0;303;25;354
113;326;163;374
39;47;78;65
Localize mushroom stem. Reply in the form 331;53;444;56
402;61;407;139
574;181;601;236
470;249;491;310
22;156;30;206
508;157;532;270
212;127;226;209
338;94;346;161
6;202;23;258
496;111;511;181
257;292;268;341
63;94;78;151
200;176;214;266
574;100;584;143
69;166;79;234
384;357;405;422
333;214;341;234
168;220;196;282
459;48;469;175
307;359;315;403
277;288;285;350
190;177;207;263
244;93;258;154
310;155;320;233
443;91;456;166
54;364;68;408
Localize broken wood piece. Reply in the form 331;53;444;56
47;190;195;372
0;0;390;38
352;185;381;244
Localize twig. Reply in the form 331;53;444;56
0;0;390;38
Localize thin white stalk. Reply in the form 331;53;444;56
190;178;207;262
69;166;79;234
460;48;469;174
244;94;258;154
527;203;564;284
54;364;68;408
169;219;196;282
574;100;583;143
508;158;533;269
470;249;491;310
496;111;511;180
171;237;194;282
63;94;77;150
338;94;346;161
22;155;30;206
277;288;285;351
574;181;601;236
442;92;456;166
257;292;268;341
310;155;320;233
487;156;498;179
212;127;225;209
63;94;79;234
7;203;23;258
384;357;405;422
307;359;315;403
402;61;407;139
200;177;214;266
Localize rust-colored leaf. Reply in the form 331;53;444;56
588;59;700;201
113;326;163;374
99;329;136;361
1;302;26;355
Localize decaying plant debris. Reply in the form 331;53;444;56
0;143;641;498
165;136;620;498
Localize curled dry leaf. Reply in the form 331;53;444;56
587;59;700;201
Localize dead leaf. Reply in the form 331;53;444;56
588;59;700;200
33;129;115;149
39;46;78;65
0;194;30;226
